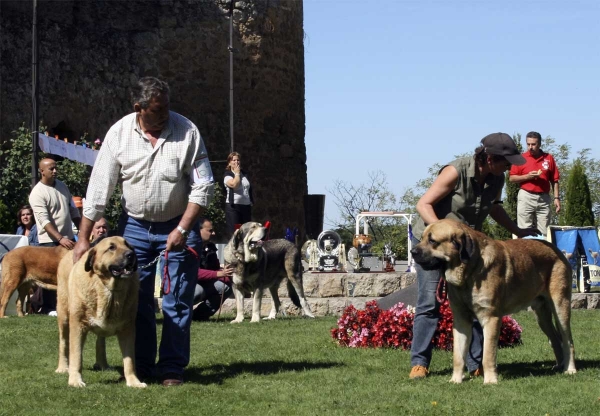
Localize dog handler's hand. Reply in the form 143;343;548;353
166;229;187;252
72;239;90;263
59;237;76;250
218;265;234;278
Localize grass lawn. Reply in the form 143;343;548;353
0;310;599;416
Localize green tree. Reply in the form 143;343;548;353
0;123;231;237
203;182;226;242
57;158;90;199
0;123;126;233
328;171;410;260
0;199;12;234
0;125;41;233
563;160;594;226
561;148;600;227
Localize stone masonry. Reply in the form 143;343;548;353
0;0;307;239
214;272;600;318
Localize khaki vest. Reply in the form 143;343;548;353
412;156;504;240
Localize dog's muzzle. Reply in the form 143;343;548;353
249;240;263;250
109;265;135;278
244;239;264;262
109;251;137;278
411;247;445;271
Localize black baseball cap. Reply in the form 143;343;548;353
481;133;525;166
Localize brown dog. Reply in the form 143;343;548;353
0;245;69;317
55;236;145;388
411;219;576;384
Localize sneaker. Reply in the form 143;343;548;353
48;311;57;317
409;365;429;379
469;366;483;378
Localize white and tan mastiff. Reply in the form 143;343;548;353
411;219;576;384
223;222;314;323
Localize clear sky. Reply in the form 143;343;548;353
303;0;599;226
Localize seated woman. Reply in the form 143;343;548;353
15;204;38;246
14;205;39;314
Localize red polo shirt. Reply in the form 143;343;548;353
509;151;560;194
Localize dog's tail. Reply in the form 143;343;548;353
286;280;302;309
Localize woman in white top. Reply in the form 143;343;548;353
223;152;253;238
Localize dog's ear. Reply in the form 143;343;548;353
460;232;474;264
84;248;97;272
232;228;242;250
90;234;106;248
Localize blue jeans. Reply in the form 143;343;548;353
118;214;201;378
410;237;482;372
193;280;232;320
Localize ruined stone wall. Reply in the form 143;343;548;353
0;0;307;239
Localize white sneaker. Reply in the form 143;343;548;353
48;311;57;317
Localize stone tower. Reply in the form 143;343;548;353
0;0;307;240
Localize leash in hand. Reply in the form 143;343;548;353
139;246;199;296
436;272;447;303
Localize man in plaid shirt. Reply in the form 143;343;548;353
73;77;214;387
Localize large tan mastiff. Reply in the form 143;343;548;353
55;236;145;388
411;219;576;384
0;245;68;317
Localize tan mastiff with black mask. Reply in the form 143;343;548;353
411;219;576;384
55;236;146;388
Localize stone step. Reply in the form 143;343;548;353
212;293;600;318
156;272;600;317
278;271;416;298
216;297;378;318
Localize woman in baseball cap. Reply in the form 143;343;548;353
480;132;526;166
408;132;538;381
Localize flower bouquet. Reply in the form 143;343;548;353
331;300;522;350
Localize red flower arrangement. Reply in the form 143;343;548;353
331;300;522;350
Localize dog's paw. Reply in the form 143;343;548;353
449;375;463;384
483;376;498;384
127;380;147;388
68;377;86;388
230;317;244;324
564;368;577;375
55;366;68;374
264;315;276;320
250;317;261;323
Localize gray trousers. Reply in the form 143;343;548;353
517;189;551;236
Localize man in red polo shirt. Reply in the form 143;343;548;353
509;131;560;237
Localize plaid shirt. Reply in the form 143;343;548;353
83;112;214;222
